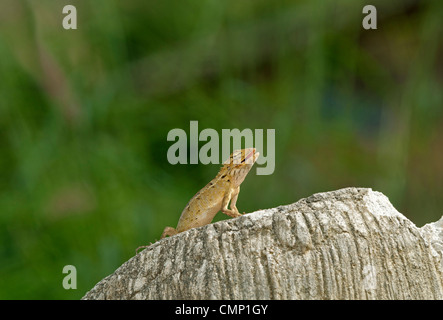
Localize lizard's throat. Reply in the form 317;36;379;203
231;166;252;186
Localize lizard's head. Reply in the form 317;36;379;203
222;148;259;186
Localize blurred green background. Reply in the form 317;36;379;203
0;0;442;299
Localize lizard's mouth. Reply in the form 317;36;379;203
242;148;258;163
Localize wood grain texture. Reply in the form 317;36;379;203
82;188;443;300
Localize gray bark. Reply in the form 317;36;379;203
82;187;443;300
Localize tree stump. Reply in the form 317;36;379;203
82;187;443;299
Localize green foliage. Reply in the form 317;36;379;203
0;0;442;299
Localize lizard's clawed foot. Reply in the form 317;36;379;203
161;226;178;239
222;208;242;218
135;243;153;255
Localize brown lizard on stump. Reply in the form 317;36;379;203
161;148;259;239
136;148;259;253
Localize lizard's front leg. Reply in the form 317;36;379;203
221;187;242;218
229;186;241;214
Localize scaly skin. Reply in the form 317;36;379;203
161;148;259;238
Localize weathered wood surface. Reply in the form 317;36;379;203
82;188;443;300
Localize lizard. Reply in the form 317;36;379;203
161;147;260;238
136;148;259;253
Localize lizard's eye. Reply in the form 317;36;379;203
232;153;242;163
225;149;248;165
